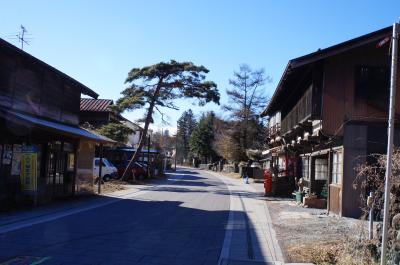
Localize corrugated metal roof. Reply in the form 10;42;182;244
80;98;113;112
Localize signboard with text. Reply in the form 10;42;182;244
20;146;38;192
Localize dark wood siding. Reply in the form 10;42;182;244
322;42;400;136
329;185;341;215
0;44;81;125
342;124;367;218
79;111;110;128
0;50;16;109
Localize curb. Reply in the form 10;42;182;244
199;168;314;265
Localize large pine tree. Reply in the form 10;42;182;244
116;60;219;179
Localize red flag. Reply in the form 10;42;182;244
376;36;390;48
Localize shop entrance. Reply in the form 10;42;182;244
45;141;75;199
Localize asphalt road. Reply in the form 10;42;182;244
0;168;230;265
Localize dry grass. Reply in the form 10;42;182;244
288;221;378;265
266;198;380;265
287;238;379;265
97;180;128;194
218;171;241;179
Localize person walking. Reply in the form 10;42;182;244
243;160;252;184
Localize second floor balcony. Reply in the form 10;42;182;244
281;87;312;135
267;123;281;137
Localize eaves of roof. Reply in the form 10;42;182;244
261;26;392;117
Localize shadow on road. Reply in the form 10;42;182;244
0;167;269;265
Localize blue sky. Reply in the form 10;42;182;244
1;0;399;132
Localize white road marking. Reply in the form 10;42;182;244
203;171;234;265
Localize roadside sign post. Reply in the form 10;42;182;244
380;21;399;265
20;145;38;206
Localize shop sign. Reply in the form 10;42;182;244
2;144;12;165
20;146;38;192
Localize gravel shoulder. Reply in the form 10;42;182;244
265;197;369;263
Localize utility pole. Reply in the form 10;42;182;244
380;21;399;265
98;144;104;194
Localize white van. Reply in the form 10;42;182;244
93;158;118;181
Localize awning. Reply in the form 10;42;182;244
2;110;114;144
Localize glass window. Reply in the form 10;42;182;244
67;153;75;171
95;159;107;167
278;155;286;177
315;158;328;180
302;157;310;180
332;151;343;184
355;66;390;110
64;142;74;152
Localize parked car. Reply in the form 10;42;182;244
250;162;262;168
93;158;118;181
115;161;148;180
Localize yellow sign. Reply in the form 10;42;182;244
20;152;38;191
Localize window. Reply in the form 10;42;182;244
67;153;75;171
332;151;343;184
94;159;106;167
278;155;286;177
302;157;310;180
103;159;113;167
315;158;328;180
355;66;390;110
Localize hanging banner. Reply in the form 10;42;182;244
20;146;38;192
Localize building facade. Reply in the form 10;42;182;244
0;38;109;210
261;26;400;218
80;98;142;147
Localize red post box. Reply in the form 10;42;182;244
264;169;272;195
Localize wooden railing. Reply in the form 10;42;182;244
281;87;312;134
268;123;281;137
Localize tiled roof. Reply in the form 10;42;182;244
80;98;113;112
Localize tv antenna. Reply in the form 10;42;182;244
18;25;30;50
6;25;33;50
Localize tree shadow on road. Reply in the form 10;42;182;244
0;186;272;265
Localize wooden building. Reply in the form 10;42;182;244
0;38;111;210
80;98;142;147
261;26;400;218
